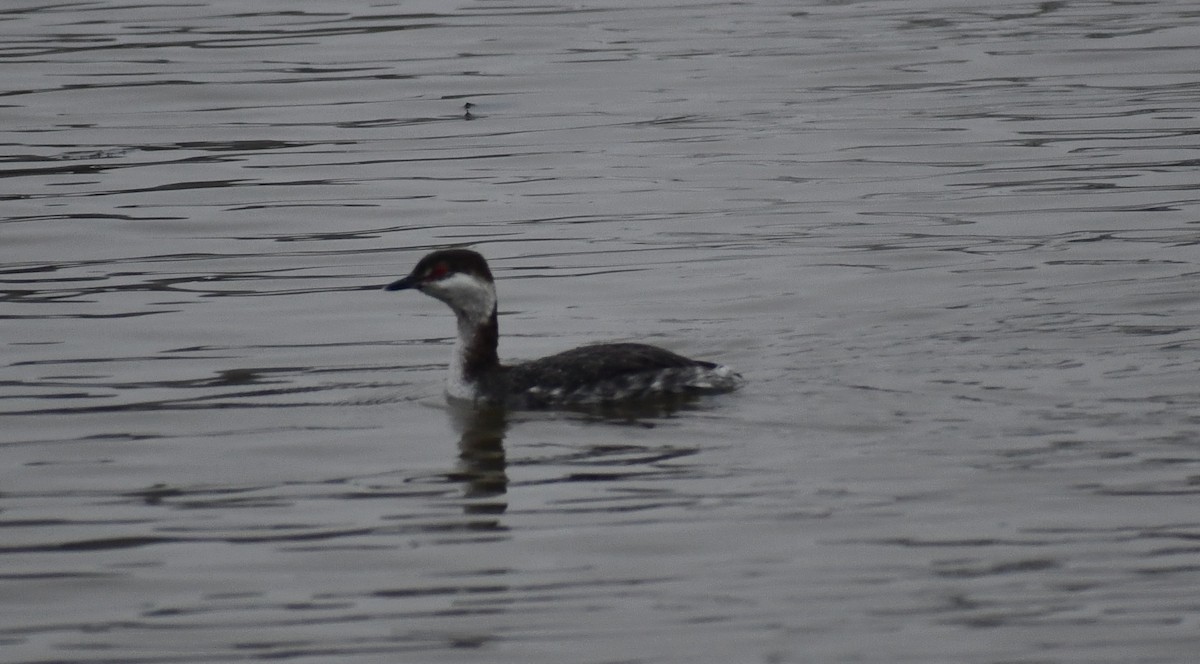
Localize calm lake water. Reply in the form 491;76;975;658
3;1;1199;662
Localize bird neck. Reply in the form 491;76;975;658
451;305;500;385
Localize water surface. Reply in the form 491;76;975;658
2;1;1199;662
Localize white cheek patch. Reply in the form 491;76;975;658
424;273;496;323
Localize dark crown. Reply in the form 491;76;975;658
410;248;494;282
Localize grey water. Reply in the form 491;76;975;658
2;1;1199;662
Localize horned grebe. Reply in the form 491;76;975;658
385;249;743;409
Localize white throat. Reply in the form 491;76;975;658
421;273;497;400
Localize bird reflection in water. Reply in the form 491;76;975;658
443;395;711;518
447;403;509;514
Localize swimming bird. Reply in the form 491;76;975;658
385;249;743;409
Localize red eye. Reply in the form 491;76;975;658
427;263;448;279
